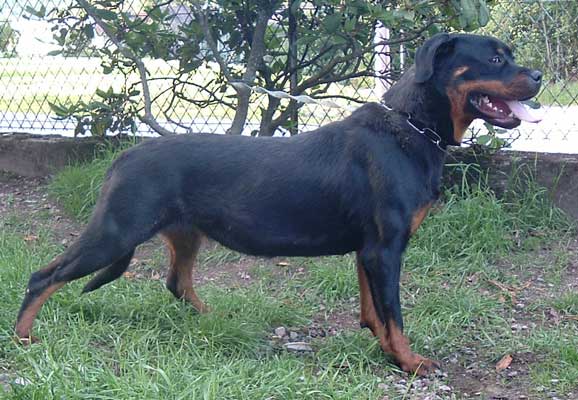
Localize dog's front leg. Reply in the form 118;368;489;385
357;242;439;375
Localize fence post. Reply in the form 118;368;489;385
288;0;298;135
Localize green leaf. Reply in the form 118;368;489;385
92;8;117;21
47;50;62;56
95;88;109;99
460;0;477;29
49;101;67;115
331;35;348;46
478;0;490;27
24;5;46;18
323;13;341;34
476;134;492;146
82;25;95;40
393;9;415;21
86;101;110;111
344;17;356;32
483;121;496;134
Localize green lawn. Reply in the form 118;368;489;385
0;157;577;399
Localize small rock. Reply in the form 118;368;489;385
284;342;313;352
507;371;518;377
274;327;287;337
439;384;452;392
289;331;299;340
238;271;251;280
13;377;31;386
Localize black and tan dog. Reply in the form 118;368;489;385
15;33;542;375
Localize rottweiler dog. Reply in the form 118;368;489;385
15;33;542;375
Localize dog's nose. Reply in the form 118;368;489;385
529;70;542;83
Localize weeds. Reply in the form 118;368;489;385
1;157;575;398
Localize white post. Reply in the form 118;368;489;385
374;22;391;98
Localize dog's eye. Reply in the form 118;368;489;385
489;55;503;64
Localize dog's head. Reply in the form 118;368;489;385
415;33;542;144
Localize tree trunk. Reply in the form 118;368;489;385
258;96;280;136
227;10;271;135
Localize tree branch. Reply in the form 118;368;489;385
76;0;176;136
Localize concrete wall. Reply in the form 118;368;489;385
0;133;132;177
1;133;577;220
447;148;578;220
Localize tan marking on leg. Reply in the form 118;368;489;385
356;254;439;375
410;203;432;235
356;255;391;353
162;230;209;313
386;319;440;376
15;282;65;343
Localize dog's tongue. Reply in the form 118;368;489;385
505;100;542;123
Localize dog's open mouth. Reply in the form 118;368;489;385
469;94;542;129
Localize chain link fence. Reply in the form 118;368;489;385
0;0;576;152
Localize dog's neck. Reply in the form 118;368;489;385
382;67;456;146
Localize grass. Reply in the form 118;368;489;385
48;141;135;222
1;154;577;398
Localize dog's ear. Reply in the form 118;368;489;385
414;33;455;83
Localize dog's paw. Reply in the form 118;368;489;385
14;334;40;346
398;354;441;376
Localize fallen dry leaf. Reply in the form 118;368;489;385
488;279;532;303
123;271;137;279
276;261;291;267
23;235;38;242
496;354;513;371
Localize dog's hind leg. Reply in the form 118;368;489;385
81;250;135;293
15;222;145;343
161;228;209;313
